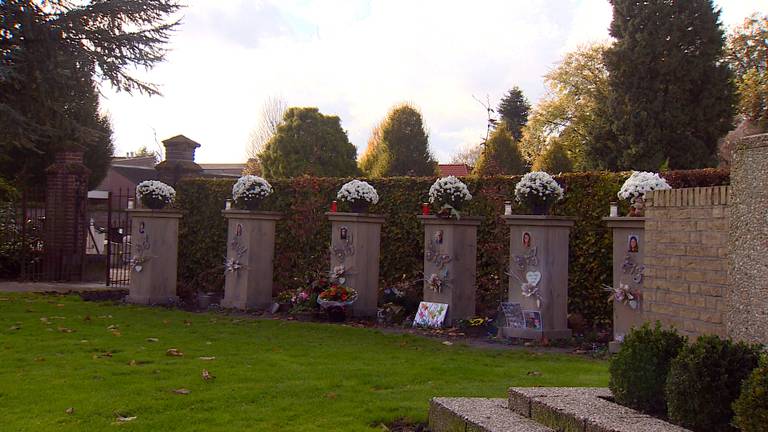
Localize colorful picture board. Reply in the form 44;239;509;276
413;301;448;328
523;310;543;330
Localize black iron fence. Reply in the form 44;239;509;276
105;189;133;287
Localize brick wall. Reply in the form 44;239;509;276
643;186;730;338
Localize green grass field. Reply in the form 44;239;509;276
0;293;608;431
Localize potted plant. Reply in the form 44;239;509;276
317;284;358;322
617;171;670;217
428;176;473;218
135;180;176;210
232;175;273;210
513;171;564;215
336;179;379;213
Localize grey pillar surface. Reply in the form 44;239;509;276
501;215;574;340
126;209;182;305
418;215;482;324
221;210;282;310
327;212;385;318
604;217;646;352
729;133;768;345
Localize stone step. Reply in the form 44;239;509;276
429;397;554;432
508;387;691;432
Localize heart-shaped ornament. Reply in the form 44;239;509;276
526;271;541;286
134;265;143;273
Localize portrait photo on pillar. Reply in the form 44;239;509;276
434;229;444;245
627;235;639;253
339;226;348;240
522;231;533;249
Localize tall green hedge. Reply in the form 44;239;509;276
175;169;728;326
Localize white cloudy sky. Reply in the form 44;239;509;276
100;0;766;164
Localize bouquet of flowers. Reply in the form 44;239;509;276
232;175;273;210
336;179;379;212
513;171;563;214
429;176;472;217
317;284;358;307
136;180;176;209
617;171;670;200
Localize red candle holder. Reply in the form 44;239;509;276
330;200;338;212
421;202;430;215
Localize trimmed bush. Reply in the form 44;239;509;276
733;355;768;432
175;169;728;326
666;335;761;432
608;323;687;415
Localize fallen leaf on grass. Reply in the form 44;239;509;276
166;348;184;357
442;341;453;346
58;327;75;333
35;357;45;362
65;407;74;415
184;320;192;326
107;324;119;330
198;356;215;361
325;392;337;399
173;388;191;395
9;324;21;330
0;297;9;301
527;370;542;376
93;352;112;359
146;337;159;342
56;304;64;307
111;331;122;336
201;369;214;381
162;320;170;325
116;415;136;422
83;315;91;321
128;360;137;366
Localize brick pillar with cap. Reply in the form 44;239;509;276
43;151;90;281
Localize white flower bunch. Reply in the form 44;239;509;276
336;179;379;204
618;171;671;200
429;176;472;204
136;180;176;203
232;175;273;202
514;171;564;203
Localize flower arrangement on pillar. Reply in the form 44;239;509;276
336;179;379;213
232;175;273;210
428;176;473;219
513;171;564;215
617;171;671;217
136;180;176;209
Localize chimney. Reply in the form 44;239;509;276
155;134;204;186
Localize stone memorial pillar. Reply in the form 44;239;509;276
326;212;385;318
126;209;182;305
603;217;645;352
418;216;482;324
500;215;574;340
221;210;282;310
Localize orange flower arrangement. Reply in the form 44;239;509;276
317;284;358;304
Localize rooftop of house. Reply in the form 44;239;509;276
437;164;472;177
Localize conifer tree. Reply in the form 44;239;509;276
474;123;526;176
259;108;358;178
605;0;735;170
359;104;436;177
532;140;574;174
496;87;530;141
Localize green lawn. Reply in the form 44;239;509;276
0;293;608;431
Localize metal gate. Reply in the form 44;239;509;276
16;189;46;281
105;189;133;287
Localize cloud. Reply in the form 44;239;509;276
100;0;767;164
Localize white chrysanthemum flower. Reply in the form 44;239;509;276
429;176;472;204
136;180;176;204
514;171;564;203
336;179;379;204
232;175;273;202
618;171;671;200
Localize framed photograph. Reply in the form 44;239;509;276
434;229;444;245
236;223;243;237
500;302;525;329
523;310;543;330
339;226;348;240
413;301;448;328
628;234;639;253
522;231;533;249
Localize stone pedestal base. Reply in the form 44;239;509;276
608;340;623;353
221;210;281;310
604;217;645;345
126;209;182;305
501;215;574;340
418;215;482;324
326;212;385;318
